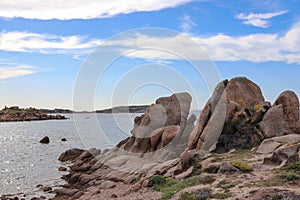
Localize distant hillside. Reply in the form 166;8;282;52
39;108;73;114
96;105;149;113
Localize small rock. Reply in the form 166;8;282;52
54;188;78;196
175;166;194;179
58;148;85;162
42;186;52;192
142;179;149;187
218;162;238;174
111;194;118;198
61;138;67;142
130;183;141;192
124;175;136;184
58;166;67;171
98;180;116;189
40;136;50;144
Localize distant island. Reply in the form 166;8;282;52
96;105;149;113
0;106;67;122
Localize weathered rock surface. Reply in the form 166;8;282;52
188;77;300;153
225;77;264;106
118;92;192;154
258;134;300;167
58;148;85;162
188;77;270;153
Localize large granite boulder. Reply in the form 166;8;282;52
118;92;192;153
225;77;264;106
259;105;289;138
274;91;299;132
259;90;300;138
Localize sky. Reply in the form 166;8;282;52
0;0;300;111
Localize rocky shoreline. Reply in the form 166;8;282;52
0;106;67;122
3;76;300;200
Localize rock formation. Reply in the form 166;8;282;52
117;92;194;154
52;77;300;200
188;77;300;153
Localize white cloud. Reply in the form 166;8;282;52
0;65;36;80
1;23;299;65
0;31;102;54
103;22;300;64
180;15;196;32
235;11;287;28
0;0;192;20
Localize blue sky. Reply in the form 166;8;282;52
0;0;299;110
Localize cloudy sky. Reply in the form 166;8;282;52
0;0;299;110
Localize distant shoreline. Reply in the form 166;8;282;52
0;106;67;122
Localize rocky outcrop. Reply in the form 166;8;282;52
188;77;269;153
188;77;300;153
257;134;300;167
52;77;300;200
118;92;193;153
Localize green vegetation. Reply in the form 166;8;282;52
277;172;300;181
211;149;253;163
286;162;300;171
149;175;215;200
149;176;167;187
217;179;235;189
230;160;253;172
180;188;211;200
268;193;283;200
223;120;239;134
211;192;232;199
180;193;196;200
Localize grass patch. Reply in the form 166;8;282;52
277;172;300;181
211;150;253;163
286;162;300;171
217;179;235;189
230;160;253;172
268;193;283;200
180;188;211;200
150;175;215;200
180;193;196;200
211;192;232;199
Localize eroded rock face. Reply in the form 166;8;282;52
188;77;267;152
118;92;192;153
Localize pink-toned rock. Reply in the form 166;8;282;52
119;92;192;153
225;77;264;106
175;166;193;179
274;90;300;132
58;148;85;162
260;105;289;138
161;125;180;147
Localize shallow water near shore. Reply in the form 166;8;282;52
0;113;137;198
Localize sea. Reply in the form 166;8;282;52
0;113;139;199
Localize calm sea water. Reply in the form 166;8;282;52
0;113;138;198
